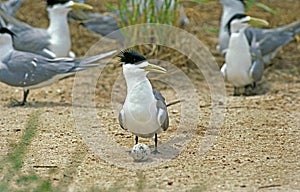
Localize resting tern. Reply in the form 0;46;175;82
118;50;169;153
217;0;300;65
221;14;269;96
0;27;117;106
0;0;93;58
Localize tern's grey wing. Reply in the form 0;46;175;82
11;27;51;54
245;27;296;57
153;90;169;131
0;6;30;29
82;14;119;35
220;63;227;81
249;59;264;83
249;45;264;83
248;36;264;83
81;12;124;41
0;49;116;88
1;0;23;16
118;109;126;130
0;51;76;88
0;8;53;57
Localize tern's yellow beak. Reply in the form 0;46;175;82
248;17;269;28
143;64;167;74
71;2;93;10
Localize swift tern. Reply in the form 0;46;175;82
118;50;169;153
217;0;300;65
0;27;116;106
0;0;93;58
221;14;269;96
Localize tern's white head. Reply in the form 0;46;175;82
226;13;269;34
226;14;251;34
119;50;166;80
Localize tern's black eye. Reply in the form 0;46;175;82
118;50;147;65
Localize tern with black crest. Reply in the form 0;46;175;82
0;27;116;106
0;0;93;58
221;14;268;95
217;0;300;65
118;50;169;154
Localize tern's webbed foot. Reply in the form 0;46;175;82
152;148;161;154
13;102;26;107
9;98;26;107
244;83;257;96
234;83;258;96
152;150;160;154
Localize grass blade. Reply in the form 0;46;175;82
255;2;278;15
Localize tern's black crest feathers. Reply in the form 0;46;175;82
118;50;147;64
46;0;70;6
0;27;16;37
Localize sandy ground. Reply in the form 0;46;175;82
0;0;299;191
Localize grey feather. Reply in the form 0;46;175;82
0;7;55;57
11;27;51;53
118;109;126;130
0;49;117;88
218;0;300;63
153;90;169;131
0;0;23;17
244;20;300;64
249;33;264;83
80;12;124;42
250;60;264;83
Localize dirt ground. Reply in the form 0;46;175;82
0;0;299;191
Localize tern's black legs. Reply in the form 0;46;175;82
135;136;139;145
12;89;29;106
22;89;29;105
152;133;159;154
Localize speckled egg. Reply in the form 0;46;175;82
130;143;151;161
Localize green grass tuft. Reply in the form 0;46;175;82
245;0;278;14
0;111;57;192
6;111;40;170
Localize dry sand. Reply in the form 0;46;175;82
0;0;299;191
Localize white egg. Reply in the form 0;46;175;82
130;143;151;161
